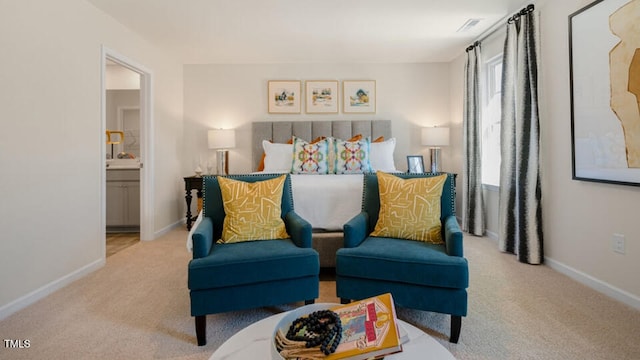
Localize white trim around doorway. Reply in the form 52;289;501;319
101;46;155;252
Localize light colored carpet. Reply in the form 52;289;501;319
1;228;639;359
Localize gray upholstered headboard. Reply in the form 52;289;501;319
252;120;392;171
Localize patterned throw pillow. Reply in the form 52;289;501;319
334;137;372;174
370;172;447;244
327;134;362;173
218;175;289;243
291;136;330;174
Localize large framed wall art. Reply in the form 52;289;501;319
569;0;640;186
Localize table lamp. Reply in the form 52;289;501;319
421;126;450;173
208;129;236;175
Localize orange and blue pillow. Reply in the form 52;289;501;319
334;137;372;174
291;136;330;174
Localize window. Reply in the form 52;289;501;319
481;54;503;187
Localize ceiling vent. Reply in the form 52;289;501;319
457;18;482;32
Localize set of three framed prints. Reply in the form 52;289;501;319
268;80;376;114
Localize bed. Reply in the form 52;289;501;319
252;120;395;266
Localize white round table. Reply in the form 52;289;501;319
209;305;456;360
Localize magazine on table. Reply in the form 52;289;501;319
324;292;403;360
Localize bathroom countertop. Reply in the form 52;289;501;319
106;159;141;169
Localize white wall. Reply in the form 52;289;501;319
448;53;465;220
106;64;140;90
0;0;184;316
450;0;640;307
539;0;639;306
183;63;451;177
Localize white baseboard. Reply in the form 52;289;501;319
0;258;105;321
545;256;640;311
474;234;639;311
150;219;184;240
1;218;183;320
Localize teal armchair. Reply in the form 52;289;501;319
188;174;319;346
336;173;468;343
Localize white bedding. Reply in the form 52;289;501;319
290;174;363;231
187;173;366;252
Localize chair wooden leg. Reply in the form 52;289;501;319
196;315;206;346
449;315;461;343
305;299;315;305
340;298;350;304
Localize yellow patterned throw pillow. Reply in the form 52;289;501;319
371;172;447;244
218;175;290;243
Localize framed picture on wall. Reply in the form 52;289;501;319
268;80;301;114
407;155;425;174
343;80;376;113
569;0;640;186
305;80;338;113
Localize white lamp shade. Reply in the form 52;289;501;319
421;127;450;146
208;129;236;149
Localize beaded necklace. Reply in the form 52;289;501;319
285;309;342;355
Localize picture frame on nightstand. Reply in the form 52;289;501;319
407;155;424;173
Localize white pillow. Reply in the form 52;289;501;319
186;210;203;252
262;140;293;172
369;137;397;172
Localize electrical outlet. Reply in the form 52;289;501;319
612;233;625;254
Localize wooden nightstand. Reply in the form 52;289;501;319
183;176;203;230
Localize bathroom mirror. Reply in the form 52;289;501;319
105;61;140;160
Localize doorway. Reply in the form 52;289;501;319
101;46;154;259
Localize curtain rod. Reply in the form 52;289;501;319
508;4;535;23
465;3;535;52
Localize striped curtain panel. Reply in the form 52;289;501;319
498;9;543;264
463;43;485;236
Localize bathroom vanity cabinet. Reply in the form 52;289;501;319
106;169;140;232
